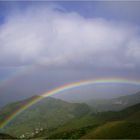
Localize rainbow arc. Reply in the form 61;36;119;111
0;77;140;129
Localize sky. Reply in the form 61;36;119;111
0;1;140;105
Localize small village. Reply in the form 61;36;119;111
19;127;44;138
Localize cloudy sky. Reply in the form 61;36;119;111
0;1;140;105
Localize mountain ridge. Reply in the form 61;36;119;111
86;91;140;111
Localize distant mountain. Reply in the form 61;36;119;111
86;91;140;111
34;103;140;139
0;96;92;138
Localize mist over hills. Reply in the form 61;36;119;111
86;91;140;111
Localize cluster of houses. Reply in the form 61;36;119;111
19;127;44;138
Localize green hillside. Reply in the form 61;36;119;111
0;96;92;138
0;94;140;139
0;96;38;123
34;103;140;139
82;121;140;139
33;114;100;139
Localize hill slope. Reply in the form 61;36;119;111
1;94;140;139
82;121;140;139
0;133;15;139
0;96;92;138
34;103;140;139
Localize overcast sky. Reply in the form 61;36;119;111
0;1;140;105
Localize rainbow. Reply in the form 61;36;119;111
0;77;140;129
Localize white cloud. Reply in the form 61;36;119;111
0;5;140;69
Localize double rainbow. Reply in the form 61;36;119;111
0;77;140;129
